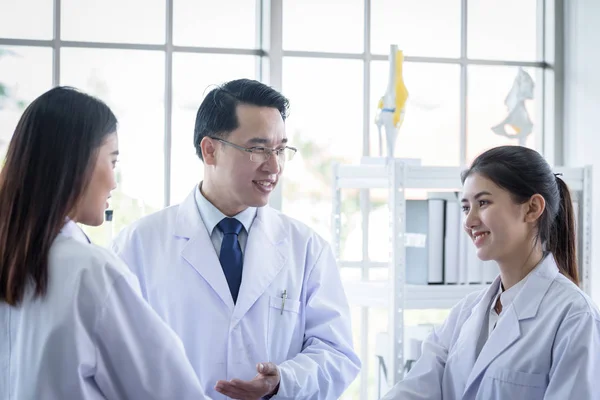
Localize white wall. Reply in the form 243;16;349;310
564;0;600;304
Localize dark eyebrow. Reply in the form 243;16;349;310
460;191;492;203
246;137;288;146
110;150;120;156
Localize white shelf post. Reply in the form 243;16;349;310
388;160;407;385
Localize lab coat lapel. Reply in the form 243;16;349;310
453;280;500;389
512;254;559;320
176;189;235;312
233;206;286;323
464;254;558;391
465;306;521;390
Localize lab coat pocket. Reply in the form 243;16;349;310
267;295;302;363
480;368;548;400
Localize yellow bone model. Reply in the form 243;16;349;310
375;45;408;157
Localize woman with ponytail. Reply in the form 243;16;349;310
383;145;600;400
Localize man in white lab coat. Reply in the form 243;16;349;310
112;78;361;399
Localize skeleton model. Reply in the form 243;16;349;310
374;45;409;158
491;68;535;145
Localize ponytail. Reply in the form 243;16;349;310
549;176;579;286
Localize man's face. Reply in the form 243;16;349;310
206;104;287;214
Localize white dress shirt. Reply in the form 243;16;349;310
195;183;257;256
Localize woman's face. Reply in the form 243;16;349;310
461;173;531;263
74;133;119;226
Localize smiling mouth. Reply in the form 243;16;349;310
472;232;490;240
253;180;276;192
254;180;275;187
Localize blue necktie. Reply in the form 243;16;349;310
217;217;244;303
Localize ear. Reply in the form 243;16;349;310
524;194;545;223
200;137;218;166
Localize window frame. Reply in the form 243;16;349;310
0;0;561;207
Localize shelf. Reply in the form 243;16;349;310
334;164;587;191
342;280;489;310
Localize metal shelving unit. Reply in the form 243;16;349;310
332;158;593;387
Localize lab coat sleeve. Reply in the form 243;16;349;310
110;231;146;295
92;272;208;400
274;244;361;400
544;311;600;400
381;297;466;400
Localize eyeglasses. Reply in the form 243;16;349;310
210;137;297;163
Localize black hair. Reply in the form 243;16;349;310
0;86;117;305
461;145;578;285
193;78;289;161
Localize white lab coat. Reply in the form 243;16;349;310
0;222;207;400
382;254;600;400
111;188;361;400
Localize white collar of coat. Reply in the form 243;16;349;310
175;186;286;247
477;253;560;321
194;183;257;236
59;219;91;244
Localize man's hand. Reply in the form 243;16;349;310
215;362;280;400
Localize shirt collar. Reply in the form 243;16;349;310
59;219;91;244
495;251;553;311
194;183;257;235
494;276;527;312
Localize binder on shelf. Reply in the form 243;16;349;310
458;222;469;285
405;195;447;285
406;200;429;285
427;197;445;284
442;193;460;284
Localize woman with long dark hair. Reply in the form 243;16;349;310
383;146;600;400
0;87;206;399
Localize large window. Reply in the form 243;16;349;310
281;0;547;237
0;46;52;159
1;1;552;399
0;0;261;245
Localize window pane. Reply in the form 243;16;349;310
171;53;258;205
283;0;364;53
468;0;539;61
370;61;460;166
282;57;363;240
0;0;53;39
467;66;540;163
174;0;258;49
0;46;53;159
371;0;461;58
61;0;165;44
61;48;165;245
